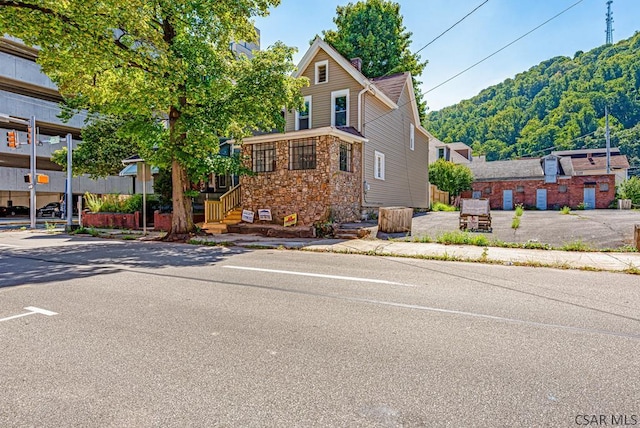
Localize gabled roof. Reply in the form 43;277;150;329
295;38;396;110
294;37;430;140
370;72;409;104
468;158;546;181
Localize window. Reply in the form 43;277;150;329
599;182;609;192
483;186;492;195
315;60;328;84
374;151;385;180
410;123;415;151
437;147;446;159
252;143;276;172
295;96;312;130
339;143;352;172
289;138;316;170
558;185;568;193
516;185;524;193
331;89;349;127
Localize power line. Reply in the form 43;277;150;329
377;1;489;79
425;0;585;95
414;1;489;56
363;0;586;128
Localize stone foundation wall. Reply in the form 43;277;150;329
241;135;362;225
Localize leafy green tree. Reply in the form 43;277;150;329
617;177;640;205
51;116;143;178
425;32;640;163
0;0;306;237
322;0;427;119
428;159;473;197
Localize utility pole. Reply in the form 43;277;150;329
66;133;73;230
605;0;614;45
605;106;611;175
29;115;37;229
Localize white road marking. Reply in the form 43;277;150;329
0;306;58;322
223;265;414;287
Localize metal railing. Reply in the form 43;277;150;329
204;184;241;223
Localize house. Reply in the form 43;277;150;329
236;37;430;226
429;137;473;165
462;154;617;210
551;148;629;184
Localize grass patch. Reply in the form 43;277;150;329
515;205;524;217
431;202;457;212
511;216;521;230
559;240;593;252
436;231;490;246
187;239;234;247
411;235;433;243
560;206;571;215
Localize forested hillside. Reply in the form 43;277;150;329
424;32;640;169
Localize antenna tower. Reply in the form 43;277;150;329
605;1;614;45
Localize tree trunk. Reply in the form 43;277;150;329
167;159;193;238
165;103;194;240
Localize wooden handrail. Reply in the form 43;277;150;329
204;184;241;224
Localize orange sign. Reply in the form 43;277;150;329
283;213;297;227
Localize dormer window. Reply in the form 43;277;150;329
315;60;328;84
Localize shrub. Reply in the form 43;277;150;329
514;204;524;217
560;206;571;214
431;202;457;212
511;216;521;229
617;177;640;205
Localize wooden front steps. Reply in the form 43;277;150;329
202;208;243;234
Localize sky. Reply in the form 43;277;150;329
254;0;640;111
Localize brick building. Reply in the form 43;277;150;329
462;154;617;210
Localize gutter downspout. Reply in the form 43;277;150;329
358;87;369;210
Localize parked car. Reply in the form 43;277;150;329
7;205;29;216
37;202;62;218
0;206;7;217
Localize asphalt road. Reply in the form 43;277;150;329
1;232;639;427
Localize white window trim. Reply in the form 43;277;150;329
331;89;350;127
410;123;415;151
315;60;329;84
295;95;312;131
374;150;385;180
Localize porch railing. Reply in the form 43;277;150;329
204;184;241;223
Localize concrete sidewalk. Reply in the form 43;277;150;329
184;232;640;274
3;226;639;274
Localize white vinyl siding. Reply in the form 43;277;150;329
331;89;349;127
295;96;312;131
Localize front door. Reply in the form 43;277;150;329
536;189;547;210
584;187;596;209
503;190;513;210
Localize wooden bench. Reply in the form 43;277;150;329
459;199;492;232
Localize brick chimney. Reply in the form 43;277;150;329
350;57;362;72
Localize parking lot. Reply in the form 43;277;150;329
411;209;640;250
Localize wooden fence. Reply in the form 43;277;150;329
430;184;450;205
